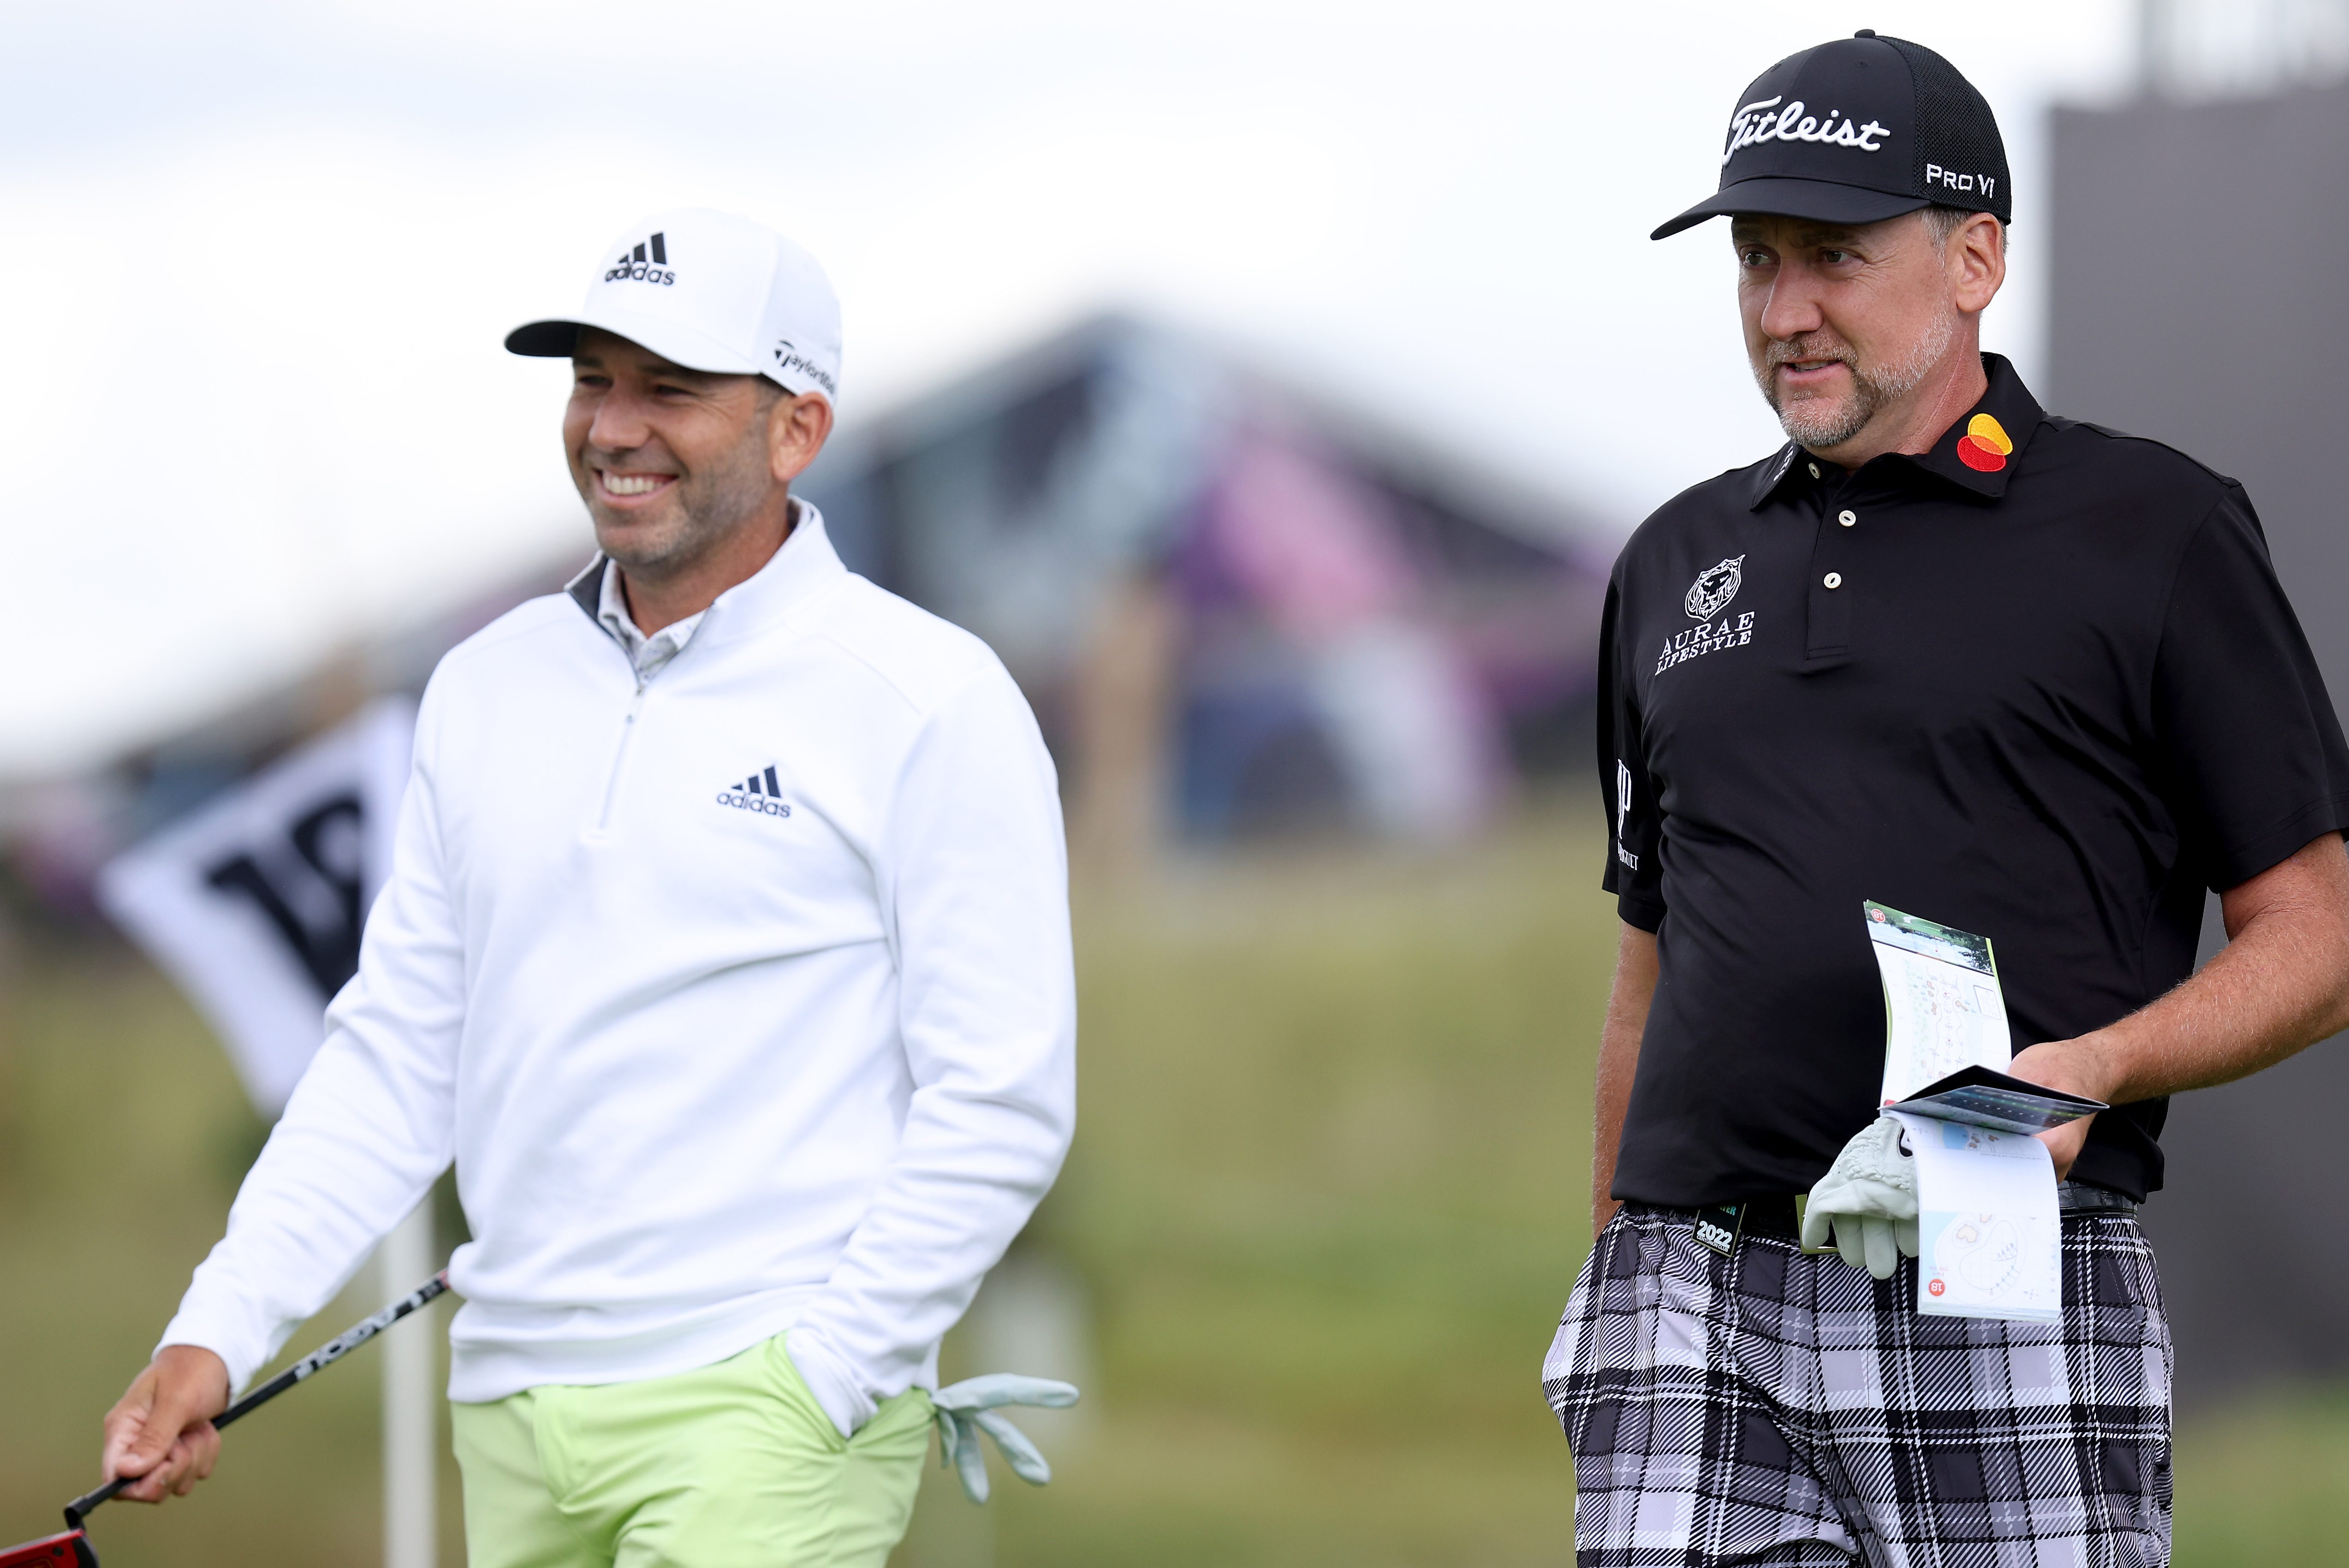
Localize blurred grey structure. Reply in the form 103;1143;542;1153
2136;0;2349;101
2051;26;2349;1394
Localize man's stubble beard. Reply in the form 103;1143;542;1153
1755;299;1958;451
590;422;777;583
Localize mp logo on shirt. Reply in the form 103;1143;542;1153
1614;759;1639;871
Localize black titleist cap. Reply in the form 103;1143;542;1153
1652;30;2010;241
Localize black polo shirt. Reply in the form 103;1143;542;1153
1602;355;2349;1206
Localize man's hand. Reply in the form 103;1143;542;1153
2004;1037;2118;1179
101;1345;230;1503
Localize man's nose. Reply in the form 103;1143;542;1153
586;389;653;452
1757;266;1826;342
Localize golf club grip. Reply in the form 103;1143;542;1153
62;1477;125;1524
65;1272;448;1529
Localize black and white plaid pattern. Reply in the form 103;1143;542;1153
1544;1204;2172;1567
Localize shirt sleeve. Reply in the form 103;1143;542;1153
785;661;1077;1437
157;686;464;1393
1598;572;1667;930
2152;484;2349;891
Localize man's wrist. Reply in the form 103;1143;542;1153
2076;1031;2130;1103
2012;1033;2127;1105
153;1307;258;1402
151;1345;232;1414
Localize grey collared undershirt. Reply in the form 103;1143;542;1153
596;560;706;682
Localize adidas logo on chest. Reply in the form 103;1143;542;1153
717;764;792;818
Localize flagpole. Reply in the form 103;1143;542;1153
381;1201;438;1568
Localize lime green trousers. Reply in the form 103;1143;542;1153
449;1333;933;1568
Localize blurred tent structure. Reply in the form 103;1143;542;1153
2050;0;2349;1396
804;314;1609;860
4;314;1612;916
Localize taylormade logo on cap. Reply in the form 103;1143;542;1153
505;208;844;403
771;339;836;398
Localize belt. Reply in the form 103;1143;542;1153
1677;1181;2137;1254
2056;1180;2140;1214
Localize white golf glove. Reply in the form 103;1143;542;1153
1801;1115;1920;1281
931;1374;1081;1503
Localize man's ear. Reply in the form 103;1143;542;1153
767;390;835;485
1951;212;2005;316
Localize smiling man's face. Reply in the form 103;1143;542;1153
564;328;782;576
1733;211;1967;456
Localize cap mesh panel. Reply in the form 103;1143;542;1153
1882;36;2011;222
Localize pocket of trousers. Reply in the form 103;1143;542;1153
1546;1210;1630;1445
850;1384;934;1456
766;1334;854;1455
764;1336;935;1456
1564;1206;1632;1313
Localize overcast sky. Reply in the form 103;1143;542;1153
4;0;2139;775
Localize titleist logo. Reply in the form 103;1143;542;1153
1724;96;1891;165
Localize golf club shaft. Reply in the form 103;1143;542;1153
66;1271;448;1529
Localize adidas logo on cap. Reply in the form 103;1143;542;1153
717;764;792;817
506;209;843;404
605;231;676;287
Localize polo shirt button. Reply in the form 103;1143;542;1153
1808;462;1822;479
1838;509;1857;527
1823;572;1844;589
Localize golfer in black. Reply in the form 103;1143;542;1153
1544;32;2349;1567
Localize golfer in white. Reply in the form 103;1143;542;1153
100;208;1076;1567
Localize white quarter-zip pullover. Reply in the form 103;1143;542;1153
161;507;1076;1435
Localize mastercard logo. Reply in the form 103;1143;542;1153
1957;413;2012;473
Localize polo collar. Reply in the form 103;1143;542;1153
1748;353;2047;510
1748;443;1807;509
564;498;849;651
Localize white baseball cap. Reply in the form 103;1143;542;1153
506;208;842;402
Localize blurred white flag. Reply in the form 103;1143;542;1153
97;697;416;1114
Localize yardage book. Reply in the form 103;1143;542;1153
1893;1064;2104;1136
1866;900;2009;1105
1864;903;2108;1325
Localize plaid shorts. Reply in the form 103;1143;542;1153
1543;1203;2173;1568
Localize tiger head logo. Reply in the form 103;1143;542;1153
1684;556;1745;619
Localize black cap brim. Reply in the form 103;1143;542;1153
502;311;766;379
1650;178;1929;241
505;320;586;356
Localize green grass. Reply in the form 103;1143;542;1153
2172;1388;2349;1566
949;812;1611;1567
0;803;2340;1563
0;938;460;1566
